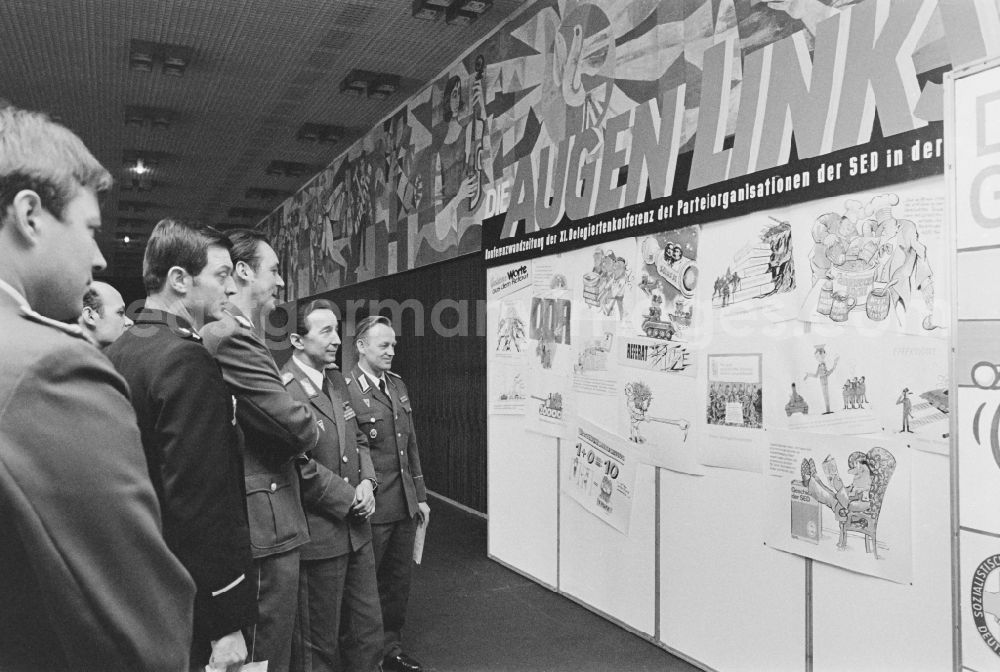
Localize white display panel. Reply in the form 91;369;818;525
487;415;559;587
659;467;806;672
812;451;952;672
558;454;658;636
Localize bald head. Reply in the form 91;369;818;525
80;281;132;347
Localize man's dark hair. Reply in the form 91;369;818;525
354;315;392;343
143;219;232;294
0;106;113;222
82;286;103;314
295;299;338;336
226;228;269;270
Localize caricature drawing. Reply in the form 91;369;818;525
803;345;839;415
624;381;690;444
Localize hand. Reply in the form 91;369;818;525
471;81;485;114
208;630;247;671
457;173;478;201
352;479;376;518
417;501;431;526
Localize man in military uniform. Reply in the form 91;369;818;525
345;316;429;672
79;280;133;347
0;106;195;671
285;299;384;672
201;229;321;672
106;219;255;670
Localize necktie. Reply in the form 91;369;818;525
379;378;387;395
322;375;331;398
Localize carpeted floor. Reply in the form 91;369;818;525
402;495;700;672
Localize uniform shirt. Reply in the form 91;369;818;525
345;365;427;524
106;309;255;650
200;305;317;559
282;357;376;560
0;286;195;671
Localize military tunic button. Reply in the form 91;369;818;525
343;476;350;482
342;455;349;463
370;417;376;422
397;433;401;437
270;483;277;492
400;450;404;456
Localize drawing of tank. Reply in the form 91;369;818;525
785;382;809;416
641;314;676;340
532;393;563;419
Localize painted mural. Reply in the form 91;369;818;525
262;0;981;302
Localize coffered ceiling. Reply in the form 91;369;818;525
0;0;527;278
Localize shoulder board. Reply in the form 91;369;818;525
172;325;202;341
281;372;294;386
234;315;253;329
387;370;401;379
19;306;88;340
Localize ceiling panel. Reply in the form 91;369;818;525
0;0;529;276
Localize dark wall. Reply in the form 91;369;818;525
268;253;487;514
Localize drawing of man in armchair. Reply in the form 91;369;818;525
799;447;896;556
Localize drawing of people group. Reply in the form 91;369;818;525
841;377;868;410
583;247;631;319
713;268;741;307
707;382;763;428
712;219;795;308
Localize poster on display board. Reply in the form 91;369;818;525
618;371;702;476
959;532;1000;670
765;334;884;436
617;226;701;378
524;257;573;437
953;321;1000;537
487;261;532;416
565;242;635;399
564;418;638;535
795;179;948;337
698;212;803;323
571;317;619;399
699;351;765;473
763;429;911;584
571;240;638;324
867;336;949;455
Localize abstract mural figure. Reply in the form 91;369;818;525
552;3;615;135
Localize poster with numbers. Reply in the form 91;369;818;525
564;419;637;535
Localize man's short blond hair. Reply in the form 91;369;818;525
0;106;112;221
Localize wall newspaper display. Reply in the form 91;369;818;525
477;0;990;666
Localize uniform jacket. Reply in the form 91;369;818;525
281;358;375;560
0;291;195;672
201;304;318;559
344;365;426;524
106;309;255;646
